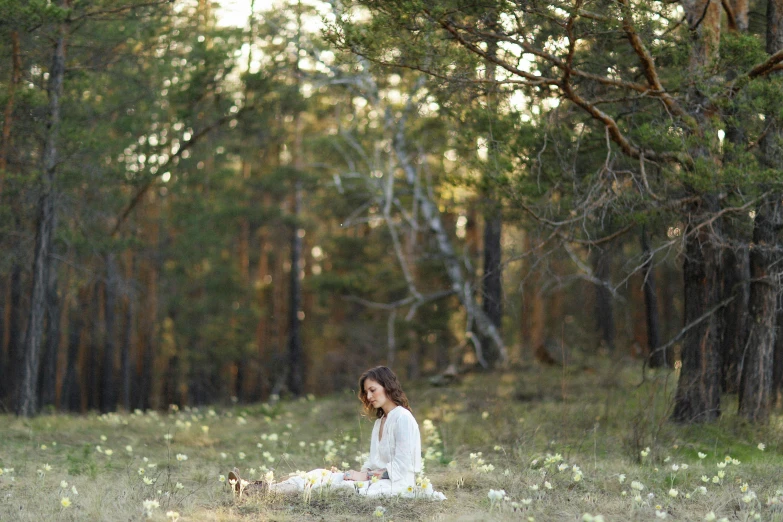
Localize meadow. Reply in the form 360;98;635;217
2;357;783;521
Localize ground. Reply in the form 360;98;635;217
2;356;783;521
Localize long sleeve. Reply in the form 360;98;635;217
385;410;421;492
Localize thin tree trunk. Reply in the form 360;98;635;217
672;199;723;423
592;247;615;352
641;226;664;367
16;7;68;417
101;253;118;412
87;282;102;411
286;177;304;396
61;290;87;412
120;254;134;411
38;253;60;409
738;201;779;422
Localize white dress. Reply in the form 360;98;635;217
275;406;446;499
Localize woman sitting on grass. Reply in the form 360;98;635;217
229;366;445;500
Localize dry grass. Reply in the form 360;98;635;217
2;357;783;521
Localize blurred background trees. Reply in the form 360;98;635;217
1;0;782;425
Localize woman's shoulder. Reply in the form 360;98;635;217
391;406;417;424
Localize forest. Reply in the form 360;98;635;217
2;0;783;427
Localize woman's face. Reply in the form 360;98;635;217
363;378;391;412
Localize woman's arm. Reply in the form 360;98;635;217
385;413;421;482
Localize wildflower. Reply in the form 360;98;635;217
166;511;180;522
175;482;184;490
704;513;716;521
143;477;155;485
668;489;678;498
60;480;68;489
126;445;133;453
142;499;160;518
732;459;740;465
371;475;379;484
717;470;725;479
701;475;709;482
44;464;52;471
743;491;757;503
698;452;707;459
71;485;78;495
698;486;707;494
175;453;188;461
631;481;645;491
717;462;727;469
741;483;749;493
100;435;107;442
544;481;552;489
558;463;568;472
618;474;626;483
482;412;489;419
488;489;507;501
521;498;532;505
104;449;113;456
220;452;227;459
374;505;386;518
41;444;47;450
201;425;209;434
724;456;732;462
758;443;766;451
640;449;649;458
712;476;720;484
138;468;146;475
238;452;246;460
671;464;679;472
163;434;173;441
681;463;689;470
530;484;539;491
60;497;71;508
656;510;667;519
573;472;583;482
663;456;671;463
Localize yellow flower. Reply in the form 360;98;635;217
218;475;226;482
60;497;71;508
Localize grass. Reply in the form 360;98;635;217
2;356;783;521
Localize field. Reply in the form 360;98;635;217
2;358;783;521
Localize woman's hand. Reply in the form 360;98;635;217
343;470;361;481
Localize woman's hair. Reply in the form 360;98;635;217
358;366;411;419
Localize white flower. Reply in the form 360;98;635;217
175;453;188;461
175;482;184;490
668;489;678;498
631;481;645;491
60;480;68;489
671;464;679;472
488;489;507;501
618;474;626;483
680;463;689;470
698;452;707;459
704;513;716;521
71;485;78;495
60;497;71;508
544;481;552;489
656;510;667;519
698;486;707;494
758;443;766;451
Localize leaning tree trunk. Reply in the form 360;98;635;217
16;10;67;417
738;202;780;421
672;201;723;423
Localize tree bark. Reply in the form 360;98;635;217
481;211;503;364
641;226;664;367
38;253;61;409
591;247;615;352
719;246;749;392
120;255;134;411
16;7;68;417
672;200;723;423
100;253;118;412
61;290;87;412
286;177;304;396
738;202;780;422
3;259;22;406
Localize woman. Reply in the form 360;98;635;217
229;366;445;499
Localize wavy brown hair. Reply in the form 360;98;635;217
358;366;411;419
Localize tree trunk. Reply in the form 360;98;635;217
38;253;61;409
100;253;118;412
773;292;783;406
87;282;102;411
286;178;304;396
738;202;779;422
3;260;22;406
61;290;87;412
719;246;749;392
481;211;503;365
591;247;615;352
641;227;664;366
16;9;68;417
120;256;134;412
672;200;723;423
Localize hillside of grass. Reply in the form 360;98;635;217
2;358;783;521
